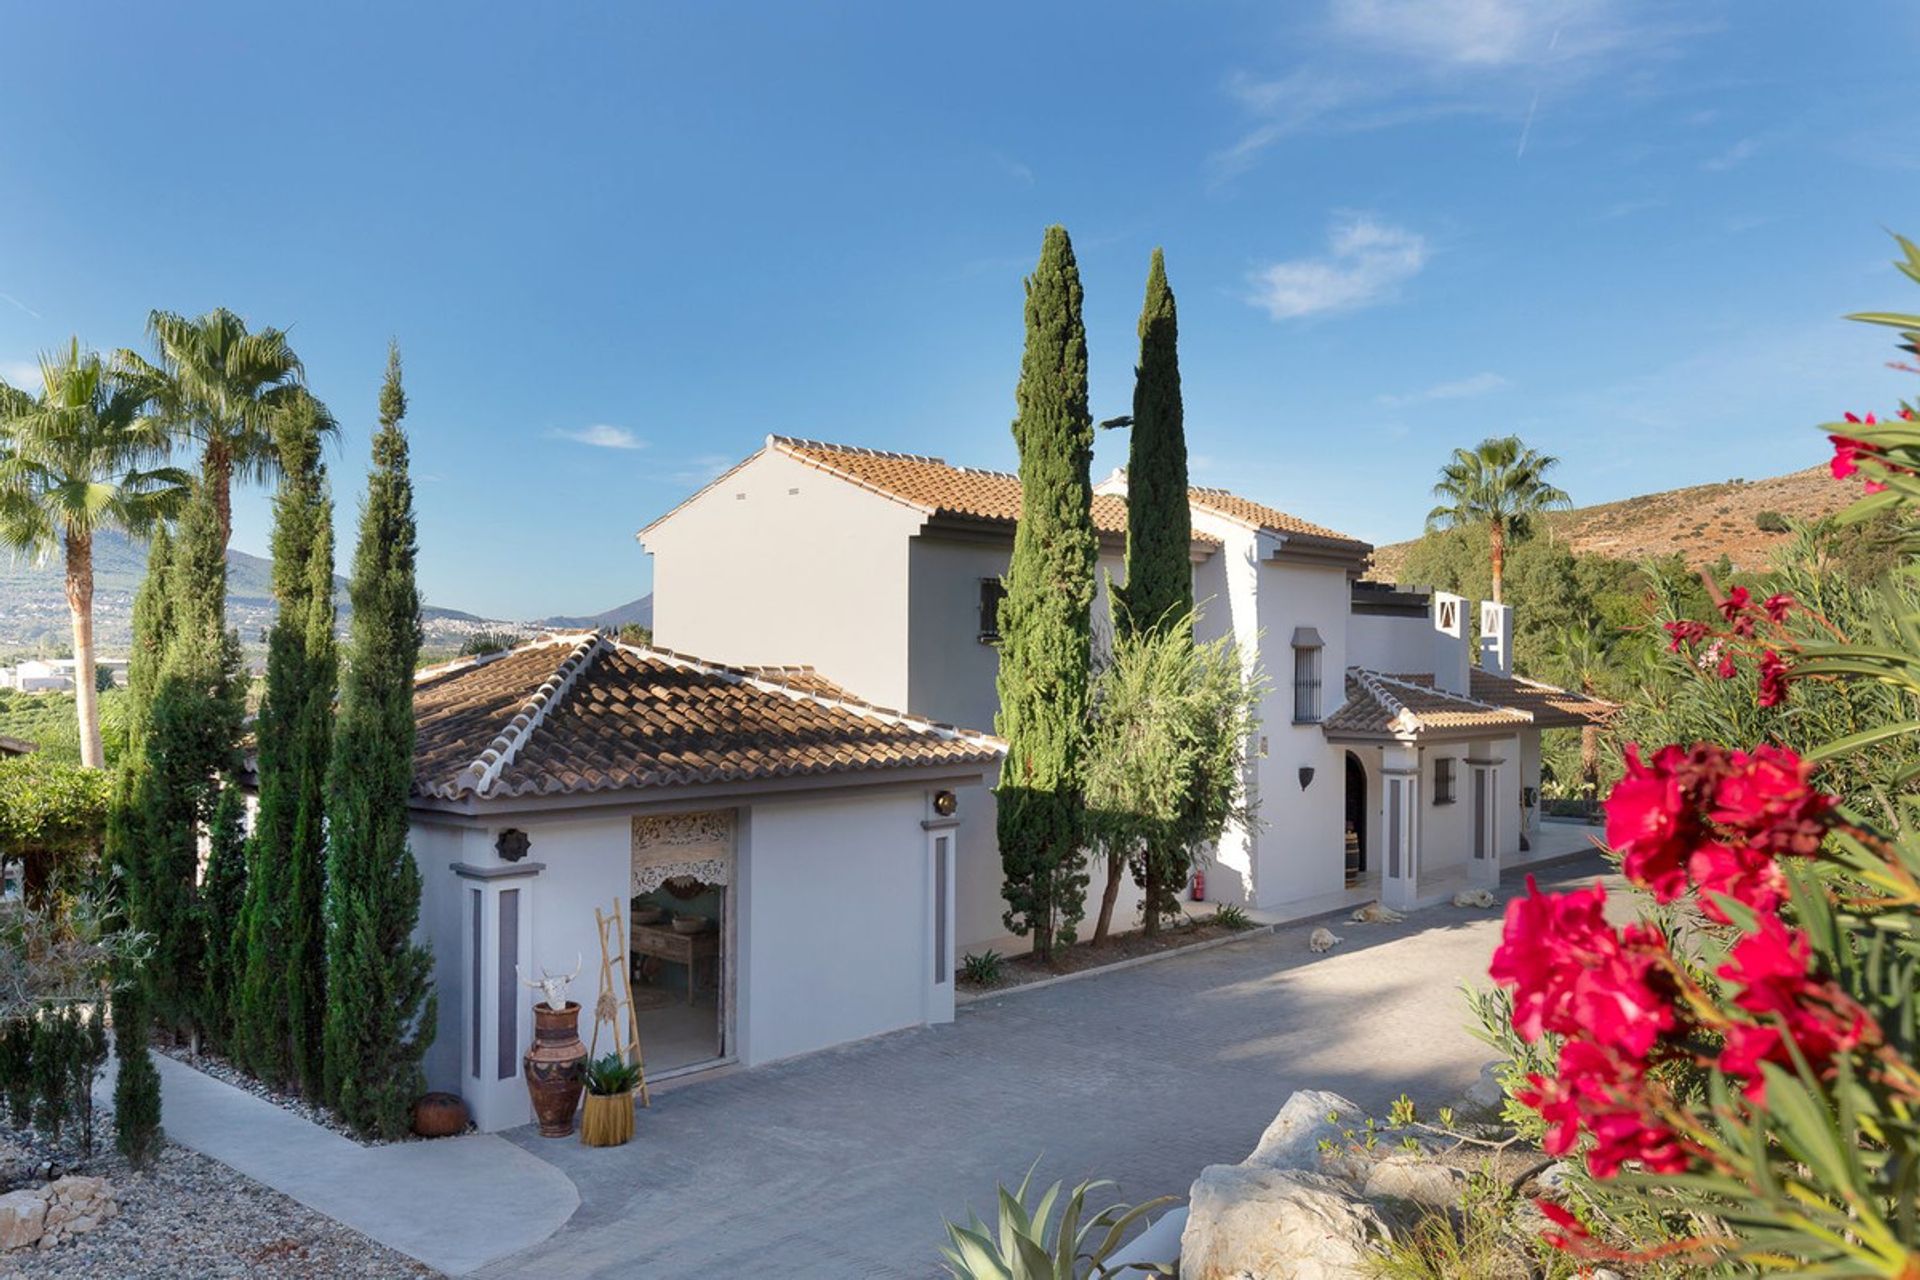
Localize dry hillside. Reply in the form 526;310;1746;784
1370;465;1849;581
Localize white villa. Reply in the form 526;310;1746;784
405;433;1609;1131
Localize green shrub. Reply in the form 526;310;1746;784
1754;509;1790;533
940;1163;1175;1279
1210;902;1254;931
960;950;1005;987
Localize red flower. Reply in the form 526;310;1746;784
1761;592;1794;624
1663;619;1709;652
1606;746;1709;901
1709;745;1832;857
1717;586;1752;624
1757;650;1789;707
1535;1198;1590;1252
1715;652;1738;680
1491;878;1677;1058
1715;916;1879;1099
1686;840;1786;923
1520;1042;1689;1178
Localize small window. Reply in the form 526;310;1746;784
979;579;1006;644
1291;644;1322;724
1434;757;1456;806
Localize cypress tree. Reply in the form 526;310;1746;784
995;226;1097;960
236;398;336;1092
133;485;244;1039
322;345;435;1137
1118;249;1193;641
199;781;247;1050
106;527;174;1166
1119;249;1197;935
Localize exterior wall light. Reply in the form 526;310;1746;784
496;828;531;863
933;790;958;817
1298;766;1315;791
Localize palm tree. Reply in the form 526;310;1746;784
1547;621;1614;802
116;308;325;549
1426;435;1571;603
0;341;190;767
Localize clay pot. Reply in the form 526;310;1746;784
524;1001;587;1137
411;1091;469;1138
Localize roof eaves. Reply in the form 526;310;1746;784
635;440;774;542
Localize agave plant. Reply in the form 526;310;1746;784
939;1164;1175;1280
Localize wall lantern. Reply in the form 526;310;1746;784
496;828;531;863
933;790;958;817
1298;766;1315;791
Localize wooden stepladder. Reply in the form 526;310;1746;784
589;899;651;1108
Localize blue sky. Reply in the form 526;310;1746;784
3;2;1917;620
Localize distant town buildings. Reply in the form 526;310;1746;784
0;657;131;693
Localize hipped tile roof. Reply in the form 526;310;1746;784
412;634;1002;802
1321;667;1614;740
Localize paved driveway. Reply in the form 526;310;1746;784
481;851;1613;1280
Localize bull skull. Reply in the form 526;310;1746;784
517;953;582;1011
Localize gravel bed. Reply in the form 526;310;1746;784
153;1046;449;1146
0;1114;437;1278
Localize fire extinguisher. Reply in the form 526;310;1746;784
1191;871;1206;902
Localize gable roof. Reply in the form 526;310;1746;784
1186;487;1372;558
1321;667;1615;742
411;633;1002;804
773;436;1137;535
640;435;1363;556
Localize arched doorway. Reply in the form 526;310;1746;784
1344;751;1367;885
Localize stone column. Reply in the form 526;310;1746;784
452;854;544;1132
1466;752;1505;890
1380;744;1422;911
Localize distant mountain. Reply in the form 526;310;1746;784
0;528;506;652
540;594;652;632
1369;465;1850;582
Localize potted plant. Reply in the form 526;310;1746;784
580;1052;641;1147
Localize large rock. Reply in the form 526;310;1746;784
1362;1156;1467;1211
1181;1166;1389;1280
0;1190;46;1252
1248;1090;1367;1173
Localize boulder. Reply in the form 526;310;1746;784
0;1190;45;1252
1458;1061;1507;1118
1248;1090;1367;1174
1363;1156;1468;1211
1181;1166;1389;1280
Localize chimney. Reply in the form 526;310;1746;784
1431;591;1470;696
1479;601;1515;679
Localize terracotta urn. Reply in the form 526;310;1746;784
411;1091;469;1138
524;1001;587;1137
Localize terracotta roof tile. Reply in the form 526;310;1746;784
774;437;1135;536
1186;488;1371;554
1321;668;1534;739
1469;668;1618;729
412;635;1002;802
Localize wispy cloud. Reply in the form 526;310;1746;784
989;151;1035;187
1702;135;1761;172
1216;1;1715;177
0;359;39;390
1377;371;1510;407
549;424;645;450
670;454;735;486
1248;215;1429;320
0;292;41;320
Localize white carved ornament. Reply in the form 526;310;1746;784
631;811;735;894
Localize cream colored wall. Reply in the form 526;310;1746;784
643;449;926;708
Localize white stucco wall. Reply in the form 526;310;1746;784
1246;556;1352;909
736;788;949;1065
1347;612;1434;676
411;783;965;1131
643;448;925;708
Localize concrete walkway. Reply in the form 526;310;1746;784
476;850;1617;1280
98;1053;579;1275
